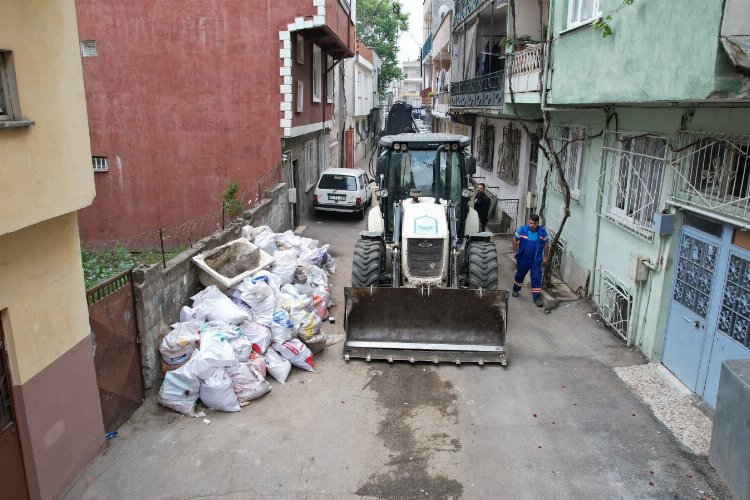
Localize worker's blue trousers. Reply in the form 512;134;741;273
513;255;542;299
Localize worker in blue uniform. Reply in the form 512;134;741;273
512;214;549;307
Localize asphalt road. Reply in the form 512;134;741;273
63;208;731;500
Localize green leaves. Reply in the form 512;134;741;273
356;0;410;96
592;0;635;39
222;180;243;218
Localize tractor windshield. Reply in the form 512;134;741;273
386;148;464;201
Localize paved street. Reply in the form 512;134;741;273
63;206;730;500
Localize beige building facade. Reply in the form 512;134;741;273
0;1;104;498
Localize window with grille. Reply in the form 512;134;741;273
304;140;318;190
312;45;321;103
596;268;631;341
600;131;667;240
92;156;109;172
0;51;21;121
551;125;586;199
477;121;495;171
499;123;520;185
80;40;97;57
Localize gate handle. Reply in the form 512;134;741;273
682;316;700;328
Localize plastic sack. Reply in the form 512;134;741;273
240;281;277;327
253;230;278;256
312;294;328;320
270;309;294;343
230;336;252;362
248;351;267;380
239;320;272;353
241;224;270;241
199;321;242;340
303;332;327;354
263;347;292;383
298;244;330;268
199;323;240;367
180;305;203;323
308;265;329;288
294;312;321;341
187;349;215;380
270;250;298;286
160;321;200;359
226;362;271;403
191;286;250;325
272;339;315;372
200;368;240;412
158;360;201;416
224;288;253;316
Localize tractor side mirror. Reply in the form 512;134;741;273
465;157;477;175
377;156;387;177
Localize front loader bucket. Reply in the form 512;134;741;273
344;287;508;365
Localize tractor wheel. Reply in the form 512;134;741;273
467;241;499;289
351;239;383;287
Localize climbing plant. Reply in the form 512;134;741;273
592;0;635;38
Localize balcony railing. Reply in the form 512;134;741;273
450;71;505;108
508;44;544;77
434;92;450;114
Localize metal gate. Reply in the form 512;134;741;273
87;270;144;432
663;216;750;407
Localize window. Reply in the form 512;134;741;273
304;140;318;190
477;121;495;171
296;35;304;64
326;55;334;103
606;132;667;233
499;123;521;185
296;81;304;113
92;156;109;172
552;126;586;199
312;45;322;103
567;0;601;29
0;51;21;121
80;40;97;57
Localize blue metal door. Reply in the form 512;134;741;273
663;229;720;392
664;221;750;407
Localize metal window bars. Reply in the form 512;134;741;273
550;125;586;199
670;132;750;222
596;268;631;341
599;130;668;242
547;229;566;279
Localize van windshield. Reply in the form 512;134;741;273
318;174;357;191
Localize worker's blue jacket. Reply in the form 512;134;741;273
514;225;549;263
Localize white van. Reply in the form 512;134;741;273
313;168;374;219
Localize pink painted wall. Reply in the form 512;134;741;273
75;0;352;244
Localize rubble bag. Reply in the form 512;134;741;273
263;347;292;383
160;321;200;360
191;286;250;325
270;250;298;286
226;362;271;403
303;332;327;354
240;320;272;353
248;351;267;380
199;323;240;368
230;336;252;362
158;360;201;416
294;312;321;342
240;280;277;327
199;368;241;412
270;309;295;343
272;338;315;372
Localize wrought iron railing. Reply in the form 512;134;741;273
508;44;544;77
596;268;631;341
450;70;505;108
670;131;750;222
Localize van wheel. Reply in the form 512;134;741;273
352;239;383;287
467;241;498;289
356;208;366;220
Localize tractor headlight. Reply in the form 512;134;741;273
380;189;389;198
394;143;401;150
462;189;470;198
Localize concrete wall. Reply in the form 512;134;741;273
709;359;750;500
0;1;94;237
133;183;290;389
549;0;725;104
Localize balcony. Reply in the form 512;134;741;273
453;0;506;26
292;0;355;58
505;44;544;95
421;88;432;110
450;71;505;109
422;33;432;62
434;91;450;115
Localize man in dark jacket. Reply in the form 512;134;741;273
473;183;491;232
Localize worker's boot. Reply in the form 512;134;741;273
534;297;544;307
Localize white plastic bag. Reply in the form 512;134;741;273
239;320;272;353
160;321;200;360
200;368;241;412
241;224;270;241
248;351;267;380
270;309;294;343
272;339;316;372
158;361;201;416
224;287;253;316
240;281;277;327
226;362;271;403
270;250;298;286
199;323;239;367
230;336;252;362
294;312;321;341
303;332;327;354
191;286;250;325
253;230;278;256
263;347;292;383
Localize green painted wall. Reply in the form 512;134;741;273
540;106;750;361
549;0;725;104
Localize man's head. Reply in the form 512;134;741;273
528;213;540;230
477;183;486;194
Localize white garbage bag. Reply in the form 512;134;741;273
239;280;277;327
270;309;295;343
199;368;241;412
272;339;316;372
158;360;201;416
270;250;298;286
230;336;252;362
160;321;200;361
239;320;272;353
253;229;278;256
199;323;240;367
241;224;271;241
191;286;250;325
263;347;292;383
226;362;271;403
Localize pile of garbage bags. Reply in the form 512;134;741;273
158;226;335;416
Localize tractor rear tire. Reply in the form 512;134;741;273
468;241;499;289
351;239;383;287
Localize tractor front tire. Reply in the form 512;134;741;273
351;239;383;287
467;241;499;289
